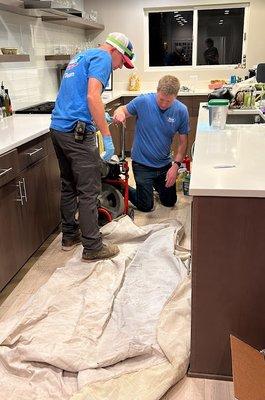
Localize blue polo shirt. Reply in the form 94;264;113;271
126;93;189;168
50;48;112;132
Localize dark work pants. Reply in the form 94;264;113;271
50;129;102;251
129;161;177;212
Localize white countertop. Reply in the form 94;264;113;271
0;114;51;156
190;105;265;198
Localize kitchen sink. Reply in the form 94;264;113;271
226;110;265;124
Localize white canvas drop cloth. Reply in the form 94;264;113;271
0;216;191;400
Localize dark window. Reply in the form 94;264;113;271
197;8;245;65
149;11;193;67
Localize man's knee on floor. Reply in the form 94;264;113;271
137;204;154;212
160;198;177;208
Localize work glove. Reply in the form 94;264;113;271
102;135;115;161
105;112;113;123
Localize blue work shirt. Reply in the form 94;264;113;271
50;48;112;132
126;93;189;168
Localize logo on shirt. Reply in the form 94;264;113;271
66;54;83;70
64;72;75;79
167;117;176;123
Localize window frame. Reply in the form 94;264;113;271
144;3;249;71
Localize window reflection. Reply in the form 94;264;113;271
149;11;193;67
197;8;245;65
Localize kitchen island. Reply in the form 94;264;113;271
189;105;265;379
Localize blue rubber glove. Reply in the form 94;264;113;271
102;136;115;161
105;112;113;123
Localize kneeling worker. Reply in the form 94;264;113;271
113;75;189;212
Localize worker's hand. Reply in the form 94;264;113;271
113;110;126;125
102;135;115;161
165;164;178;188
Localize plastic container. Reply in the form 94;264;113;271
208;99;229;129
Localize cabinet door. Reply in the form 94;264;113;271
178;96;193;114
105;98;123;156
19;157;50;259
190;196;265;379
122;97;136;154
109;123;121;156
0;180;22;289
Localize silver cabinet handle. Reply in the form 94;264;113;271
0;167;12;177
26;147;43;157
112;102;122;108
16;181;24;205
21;177;28;203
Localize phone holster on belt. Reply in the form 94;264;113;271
74;121;86;142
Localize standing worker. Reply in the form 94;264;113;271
113;75;189;212
50;32;135;261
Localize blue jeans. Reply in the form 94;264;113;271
129;161;177;212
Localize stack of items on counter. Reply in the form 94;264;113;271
0;81;12;120
230;82;265;110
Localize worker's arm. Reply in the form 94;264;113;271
87;78;114;160
113;105;132;124
87;78;110;136
165;133;188;188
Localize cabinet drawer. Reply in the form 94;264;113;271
0;149;19;188
18;136;48;171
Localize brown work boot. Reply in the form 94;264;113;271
62;234;82;251
82;244;119;261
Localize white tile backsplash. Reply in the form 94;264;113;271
0;9;90;110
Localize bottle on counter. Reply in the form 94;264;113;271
0;82;13;117
0;97;4;121
4;89;12;116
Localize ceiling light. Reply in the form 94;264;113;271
224;10;230;14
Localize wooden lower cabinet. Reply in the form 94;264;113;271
178;95;208;156
0;179;22;287
109;123;122;156
190;196;265;380
0;134;60;291
19;158;51;259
